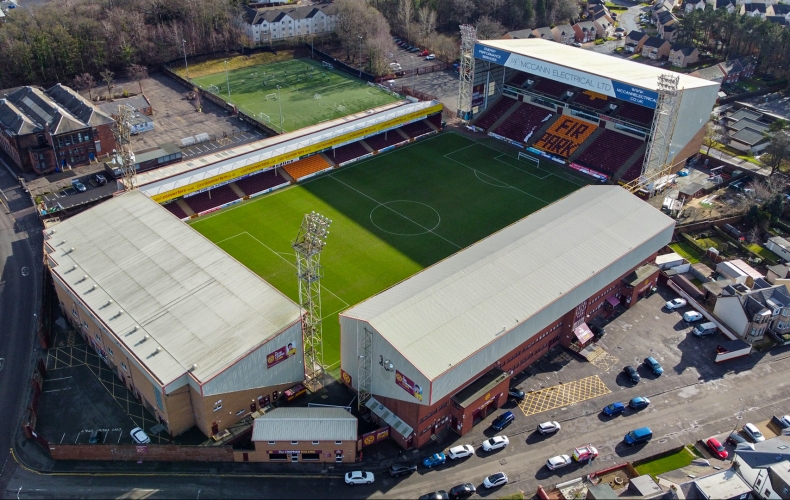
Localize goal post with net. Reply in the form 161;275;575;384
517;152;540;170
266;93;278;101
207;84;220;93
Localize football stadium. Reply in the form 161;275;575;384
51;40;718;446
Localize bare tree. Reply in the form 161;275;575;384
396;0;414;42
417;6;437;45
752;175;788;201
702;121;722;154
335;0;368;63
73;73;96;100
127;64;148;94
475;15;506;40
760;130;790;176
100;69;115;99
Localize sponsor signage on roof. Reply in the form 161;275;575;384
473;44;658;109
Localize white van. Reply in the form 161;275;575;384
693;322;717;337
683;310;704;322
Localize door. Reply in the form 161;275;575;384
243;453;249;462
250;402;257;413
211;422;219;435
272;390;279;401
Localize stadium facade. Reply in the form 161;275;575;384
466;39;720;183
45;191;304;437
339;186;675;449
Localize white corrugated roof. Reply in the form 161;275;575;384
479;39;718;91
251;407;357;442
342;186;674;380
47;190;301;386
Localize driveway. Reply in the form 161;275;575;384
584;0;648;56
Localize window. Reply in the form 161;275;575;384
291;441;298;445
267;441;275;445
335;441;342;445
107;347;114;357
311;441;319;445
121;362;128;372
236;409;245;416
95;140;101;152
302;453;320;461
153;383;164;411
213;400;223;412
94;333;101;343
269;453;287;461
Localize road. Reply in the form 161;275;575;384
586;0;646;55
0;162;41;498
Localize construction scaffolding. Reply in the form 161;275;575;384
292;212;331;390
457;24;477;122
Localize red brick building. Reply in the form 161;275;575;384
0;84;116;174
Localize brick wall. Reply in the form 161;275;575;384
48;444;233;461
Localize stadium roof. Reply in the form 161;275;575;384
252;408;357;442
342;186;674;381
135;100;440;198
477;39;717;92
47;190;301;386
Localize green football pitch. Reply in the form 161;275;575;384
190;132;591;376
190;58;400;133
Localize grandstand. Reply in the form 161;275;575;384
468;39;720;184
184;185;240;215
235;169;289;197
364;130;409;151
282;155;332;181
163;201;189;220
327;141;371;166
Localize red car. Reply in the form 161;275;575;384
419;50;430;56
706;438;728;459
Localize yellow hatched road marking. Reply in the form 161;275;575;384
518;375;611;417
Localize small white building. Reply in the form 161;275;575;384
732;435;790;499
766;236;790;262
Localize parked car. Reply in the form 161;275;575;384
683;311;704;322
572;42;582;47
409;47;421;52
706;438;728;459
448;483;476;499
743;423;765;442
665;298;687;310
537;421;561;435
781;415;790;428
481;435;509;452
130;427;150;444
389;463;417;477
546;454;573;470
420;50;430;56
508;388;525;401
88;430;103;444
624;427;653;446
644;356;663;376
447;444;474;460
727;431;748;446
93;173;108;186
425;54;436;60
423;452;446;468
419;491;449;500
693;322;718;337
71;179;87;193
345;471;374;485
483;472;508;489
572;445;598;462
491;411;514;431
629;396;651;410
603;401;625;416
623;365;641;384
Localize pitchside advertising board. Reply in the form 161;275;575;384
473;44;659;109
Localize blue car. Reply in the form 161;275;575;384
629;396;651;410
602;401;625;416
423;452;447;468
644;357;663;376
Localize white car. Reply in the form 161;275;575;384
537;421;561;435
665;298;688;310
345;471;374;485
483;472;508;489
425;54;435;60
546;454;573;470
683;311;704;322
481;435;509;452
743;423;765;443
447;444;474;459
130;427;150;444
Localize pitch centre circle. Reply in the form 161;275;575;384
370;201;441;236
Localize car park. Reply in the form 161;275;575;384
419;491;449;500
345;471;374;485
546;454;572;470
130;427;150;444
389;463;417;477
726;431;748;446
425;54;435;60
644;357;663;376
508;388;525;401
448;483;476;499
706;438;728;459
483;472;508;489
423;452;447;468
447;444;474;460
665;298;687;310
603;401;625;416
683;311;704;322
71;179;87;193
629;396;650;410
491;411;514;430
572;445;598;462
743;423;765;442
481;435;509;451
623;365;641;384
537;421;561;434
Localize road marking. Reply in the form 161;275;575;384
518;375;610;417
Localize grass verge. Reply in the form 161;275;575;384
669;242;702;264
635;446;696;481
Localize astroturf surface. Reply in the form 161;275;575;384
190;132;590;374
190;58;399;133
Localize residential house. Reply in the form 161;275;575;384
766;236;790;262
693;469;754;500
732;435;790;499
572;20;598;42
691;65;726;86
730;127;770;153
0;84;116;174
625;30;649;53
765;263;790;284
669;44;699;67
592;9;616;38
503;28;535;39
554;24;575;44
772;3;790;19
766;14;788;25
684;0;707;11
641;36;672;59
713;0;738;13
532;26;559;42
591;3;614;22
742;2;768;15
713;280;790;343
242;4;337;44
723;56;757;82
653;0;676;14
586;0;607;13
660;23;678;42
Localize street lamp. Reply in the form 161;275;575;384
182;39;189;79
224;60;231;101
276;85;283;134
358;35;363;77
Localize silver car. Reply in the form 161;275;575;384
537;421;561;435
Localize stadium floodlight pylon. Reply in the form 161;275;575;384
293;212;332;391
458;24;477;122
112;104;137;191
623;73;681;197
